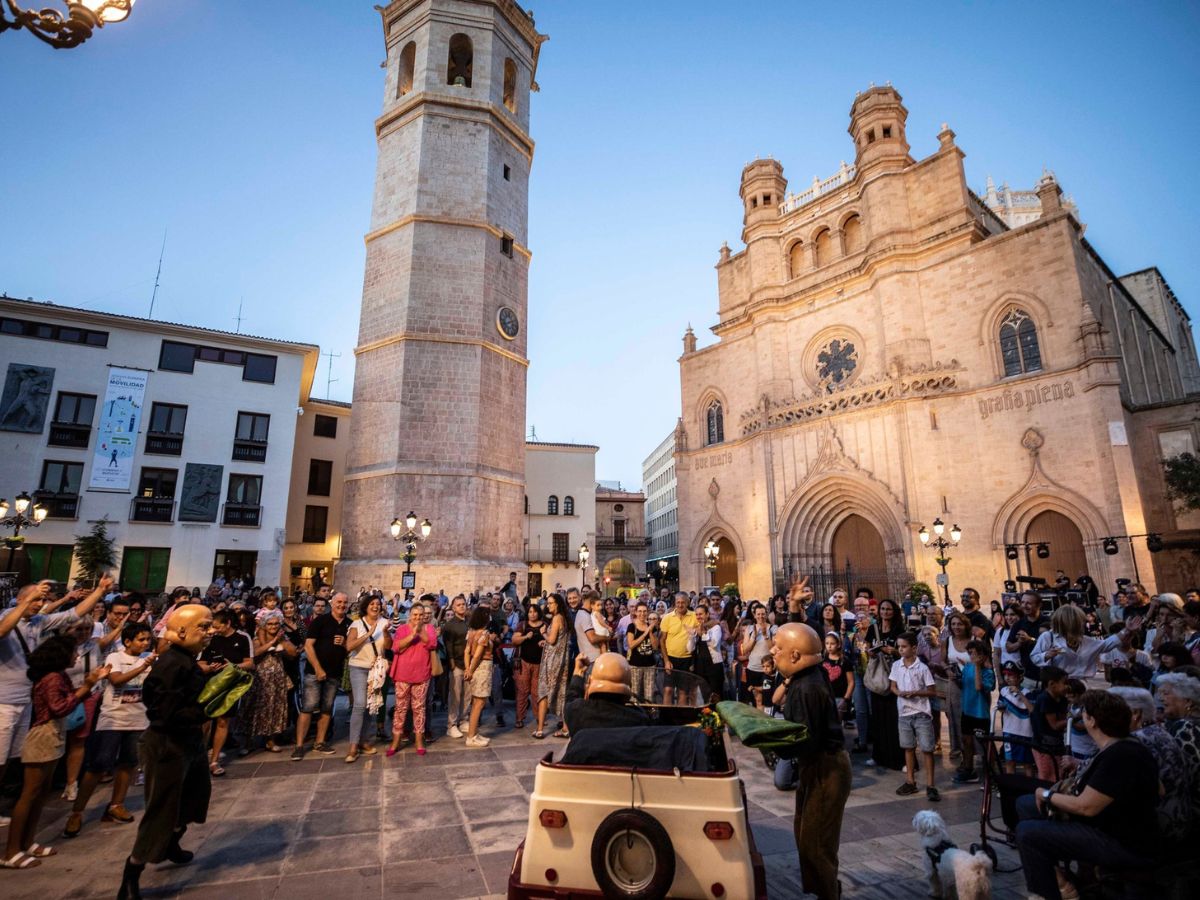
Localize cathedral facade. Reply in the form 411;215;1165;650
676;86;1200;601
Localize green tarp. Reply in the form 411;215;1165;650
717;700;809;752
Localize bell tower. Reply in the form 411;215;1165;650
339;0;547;593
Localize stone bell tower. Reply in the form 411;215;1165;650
338;0;547;594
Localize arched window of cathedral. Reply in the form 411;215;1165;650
814;228;833;267
998;308;1043;377
705;401;724;446
788;241;805;279
547;495;559;515
564;495;574;516
503;58;517;112
398;41;416;97
447;33;473;87
842;215;863;254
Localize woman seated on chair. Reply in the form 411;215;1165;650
1014;690;1160;900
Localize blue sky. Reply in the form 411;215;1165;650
2;1;1198;488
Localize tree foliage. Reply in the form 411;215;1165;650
1163;452;1200;511
908;580;936;601
74;520;118;586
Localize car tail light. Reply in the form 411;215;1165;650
712;884;726;897
539;809;568;828
545;868;558;882
704;821;734;840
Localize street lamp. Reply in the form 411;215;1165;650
1;490;48;572
703;539;720;587
918;517;961;606
577;541;589;590
658;558;668;588
390;510;431;601
1;0;135;49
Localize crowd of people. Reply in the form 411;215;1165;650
0;568;1197;900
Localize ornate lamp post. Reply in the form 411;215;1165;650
389;511;431;602
577;541;589;591
1;0;135;49
918;517;961;606
1;491;48;573
658;558;668;589
703;539;720;588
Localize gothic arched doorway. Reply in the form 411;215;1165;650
1026;510;1087;585
709;536;738;592
830;514;888;599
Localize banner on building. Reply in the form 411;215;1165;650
88;367;149;492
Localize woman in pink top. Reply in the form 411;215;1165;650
387;603;437;756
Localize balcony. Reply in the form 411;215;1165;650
130;497;175;523
47;422;91;449
524;548;576;565
33;492;79;519
145;432;183;456
222;502;262;527
596;535;650;551
232;439;267;463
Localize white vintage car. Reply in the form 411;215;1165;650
507;670;768;900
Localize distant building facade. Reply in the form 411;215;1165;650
642;429;678;586
675;86;1200;601
282;398;352;594
522;441;596;597
595;484;649;597
978;175;1079;229
0;295;318;591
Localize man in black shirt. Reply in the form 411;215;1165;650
959;588;995;640
292;591;350;759
778;576;852;900
563;652;650;734
120;604;214;900
200;610;253;774
1007;591;1047;686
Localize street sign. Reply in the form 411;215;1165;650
935;574;948;586
401;571;416;589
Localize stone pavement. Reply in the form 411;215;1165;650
2;713;1030;900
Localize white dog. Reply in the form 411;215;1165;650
911;810;992;900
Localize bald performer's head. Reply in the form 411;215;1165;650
165;604;215;656
770;622;823;677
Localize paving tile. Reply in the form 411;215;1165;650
383;765;449;784
477;848;518;895
227;790;311;818
451;774;523;800
299;805;382;839
382;854;487;898
466;817;529;855
276;866;383;899
179;875;278;899
380;800;465;829
282;836;380;875
309;783;384;811
382;824;472;862
374;779;450;806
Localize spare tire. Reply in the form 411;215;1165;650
590;808;676;900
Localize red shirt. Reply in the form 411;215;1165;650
31;672;80;727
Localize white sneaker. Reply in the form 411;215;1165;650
447;725;464;739
61;782;78;802
465;734;491;748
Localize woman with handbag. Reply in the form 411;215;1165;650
344;596;391;763
3;635;109;869
511;604;544;728
387;603;437;756
866;598;905;770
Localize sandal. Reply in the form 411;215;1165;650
532;730;545;740
209;763;225;777
344;752;359;764
63;813;83;838
264;741;282;753
26;843;57;858
1;852;40;869
359;744;378;756
102;805;135;824
552;729;570;739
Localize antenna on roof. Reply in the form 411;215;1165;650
233;297;244;333
528;424;538;441
147;228;167;319
321;350;341;398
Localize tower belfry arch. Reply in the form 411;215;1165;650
338;1;547;593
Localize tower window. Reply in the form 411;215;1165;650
814;228;834;267
705;401;724;446
750;197;758;209
501;236;514;258
564;496;574;515
998;308;1043;377
842;214;863;254
447;33;473;87
788;241;805;278
397;41;416;97
763;194;772;205
503;164;511;181
503;57;517;112
867;129;876;143
548;495;559;515
882;125;892;139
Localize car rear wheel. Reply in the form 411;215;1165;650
590;808;676;900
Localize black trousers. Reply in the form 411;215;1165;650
132;729;211;863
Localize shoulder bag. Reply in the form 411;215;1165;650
864;651;892;696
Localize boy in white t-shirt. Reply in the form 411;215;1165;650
997;662;1033;775
889;631;940;802
64;622;156;836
